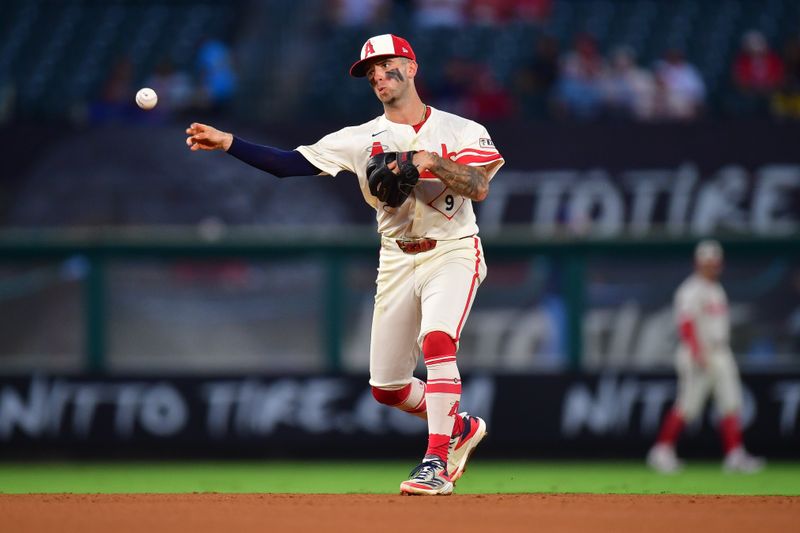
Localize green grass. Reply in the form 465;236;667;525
0;461;798;495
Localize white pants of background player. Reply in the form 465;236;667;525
675;347;742;421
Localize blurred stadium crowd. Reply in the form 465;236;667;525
2;0;800;124
2;0;799;376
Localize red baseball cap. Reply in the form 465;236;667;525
349;34;416;78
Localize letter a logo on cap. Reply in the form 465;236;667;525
350;34;416;77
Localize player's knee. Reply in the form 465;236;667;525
371;384;411;406
422;331;456;363
677;404;701;423
717;403;741;420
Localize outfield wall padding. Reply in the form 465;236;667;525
0;373;797;459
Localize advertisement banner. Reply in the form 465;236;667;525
478;121;800;237
4;121;800;235
1;373;797;459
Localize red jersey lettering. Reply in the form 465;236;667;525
370;141;385;156
420;143;455;179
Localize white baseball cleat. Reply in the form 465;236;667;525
400;456;454;496
647;443;684;474
723;447;765;473
447;412;488;483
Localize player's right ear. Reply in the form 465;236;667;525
406;60;418;79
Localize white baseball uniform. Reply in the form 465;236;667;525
296;106;504;387
673;273;742;420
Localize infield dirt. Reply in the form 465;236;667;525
3;493;798;533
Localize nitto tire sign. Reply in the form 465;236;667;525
0;378;189;440
553;374;800;457
479;165;800;237
559;375;762;438
0;373;796;458
474;121;800;237
0;375;494;458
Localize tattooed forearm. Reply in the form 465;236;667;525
427;152;490;201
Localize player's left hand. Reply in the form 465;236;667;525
367;151;420;208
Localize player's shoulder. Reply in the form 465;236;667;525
327;116;383;138
710;280;727;296
675;274;700;296
678;274;716;298
431;107;484;131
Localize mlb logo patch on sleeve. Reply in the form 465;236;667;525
479;138;495;148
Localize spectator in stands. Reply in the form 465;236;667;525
469;0;514;25
102;57;134;105
414;0;467;27
771;34;800;119
327;0;391;28
513;34;559;118
601;46;655;120
430;55;474;115
89;56;138;123
554;33;605;119
470;0;551;25
146;60;194;115
514;0;552;24
729;30;784;117
465;67;514;120
734;30;784;94
652;49;705;120
427;0;552;26
195;39;238;112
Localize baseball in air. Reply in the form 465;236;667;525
135;88;158;110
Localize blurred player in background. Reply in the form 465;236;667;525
186;34;503;495
647;240;765;473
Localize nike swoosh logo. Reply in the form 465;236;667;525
371;130;387;137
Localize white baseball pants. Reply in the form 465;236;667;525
368;236;487;389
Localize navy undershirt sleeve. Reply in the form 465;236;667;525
226;136;322;178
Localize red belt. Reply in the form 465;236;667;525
396;238;437;254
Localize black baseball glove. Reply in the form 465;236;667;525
367;151;420;208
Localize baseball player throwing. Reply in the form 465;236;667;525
647;240;765;473
186;34;503;495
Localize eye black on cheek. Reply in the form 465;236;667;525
385;69;404;82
